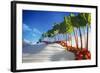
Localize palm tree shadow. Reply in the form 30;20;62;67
49;51;75;61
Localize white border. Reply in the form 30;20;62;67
16;3;96;70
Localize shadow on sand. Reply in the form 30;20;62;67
50;51;75;61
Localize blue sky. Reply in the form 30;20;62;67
22;10;78;44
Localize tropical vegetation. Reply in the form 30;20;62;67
38;13;91;60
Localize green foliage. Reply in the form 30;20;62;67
47;29;55;37
59;22;67;34
42;13;91;37
64;16;73;33
80;13;91;26
52;23;60;34
40;13;91;43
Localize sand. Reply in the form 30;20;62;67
22;43;75;63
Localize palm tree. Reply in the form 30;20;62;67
46;30;53;41
63;16;74;47
52;23;60;41
53;30;59;41
41;32;49;41
40;13;90;50
68;14;79;49
38;38;42;43
81;13;91;49
70;13;87;49
41;33;46;41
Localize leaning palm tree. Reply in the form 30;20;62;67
67;14;79;49
58;22;67;42
52;23;60;41
70;13;87;49
41;33;45;41
63;16;73;47
46;30;52;41
81;13;91;49
41;32;48;41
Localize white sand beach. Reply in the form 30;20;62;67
22;32;91;63
22;42;75;63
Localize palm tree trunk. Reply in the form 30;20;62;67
56;36;57;41
86;25;88;50
70;34;72;47
54;36;56;41
79;27;83;49
69;34;71;46
66;34;68;47
73;28;78;49
83;27;86;48
58;35;59;41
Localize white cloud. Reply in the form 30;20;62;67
23;24;32;31
24;39;31;43
23;24;41;35
33;28;41;34
23;39;36;45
